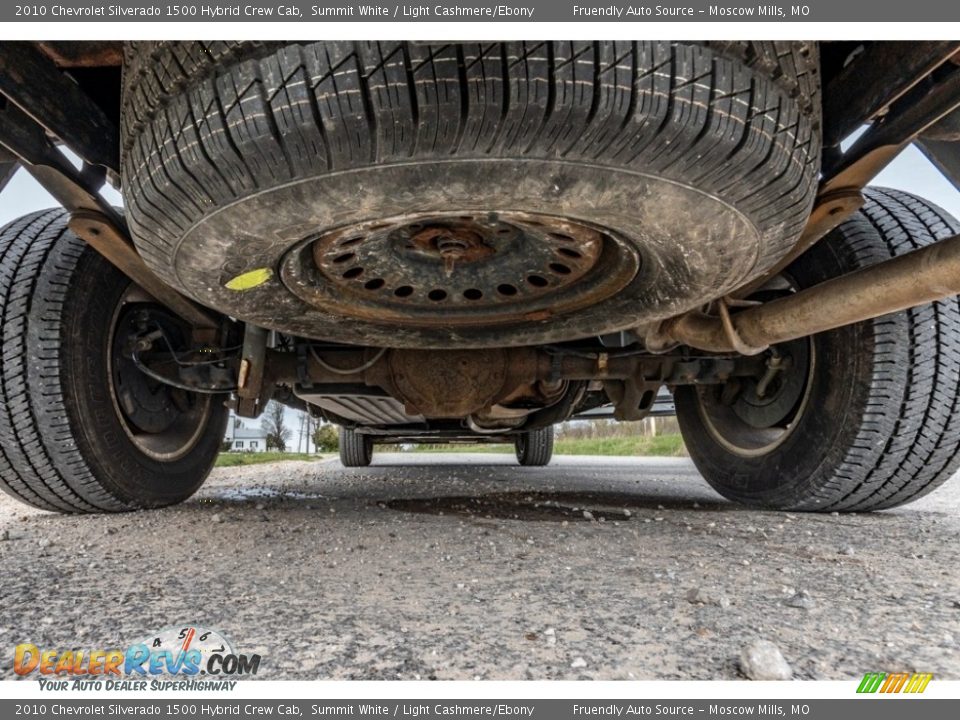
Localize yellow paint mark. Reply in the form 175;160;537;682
225;268;273;291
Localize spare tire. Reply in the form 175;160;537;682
121;41;820;348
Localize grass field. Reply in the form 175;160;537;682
412;434;687;457
215;452;327;467
216;434;687;465
557;434;686;456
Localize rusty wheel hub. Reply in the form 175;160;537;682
282;211;639;328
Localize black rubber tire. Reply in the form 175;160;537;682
0;210;228;513
515;426;554;467
120;41;820;348
675;188;960;512
339;427;373;467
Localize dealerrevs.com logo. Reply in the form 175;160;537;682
13;626;261;690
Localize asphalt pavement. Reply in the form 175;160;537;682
1;454;958;680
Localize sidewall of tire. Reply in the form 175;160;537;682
54;246;228;507
0;211;228;512
676;319;882;509
675;204;919;511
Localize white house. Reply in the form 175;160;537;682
223;418;269;453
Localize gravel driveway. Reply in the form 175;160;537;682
1;454;958;680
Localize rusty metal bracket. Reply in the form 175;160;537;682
235;324;269;418
602;378;656;422
0;157;16;193
822;65;960;194
823;42;960;149
69;211;219;331
733;62;960;301
0;42;120;171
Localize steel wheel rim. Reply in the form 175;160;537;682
107;287;213;462
281;210;640;329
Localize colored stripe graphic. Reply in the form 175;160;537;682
905;673;933;693
891;673;909;693
857;672;932;693
880;673;898;693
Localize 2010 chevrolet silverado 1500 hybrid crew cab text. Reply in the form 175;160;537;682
2;41;960;513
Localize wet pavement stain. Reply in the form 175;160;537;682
385;490;727;522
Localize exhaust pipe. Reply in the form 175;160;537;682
654;231;960;355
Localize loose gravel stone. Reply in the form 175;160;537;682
739;640;793;680
686;586;732;609
0;454;956;680
784;590;816;610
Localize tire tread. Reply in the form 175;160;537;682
0;210;126;512
121;41;821;289
516;426;554;466
827;188;960;510
339;427;373;467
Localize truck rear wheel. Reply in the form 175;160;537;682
0;210;227;513
675;188;960;511
515;426;554;466
339;427;373;467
